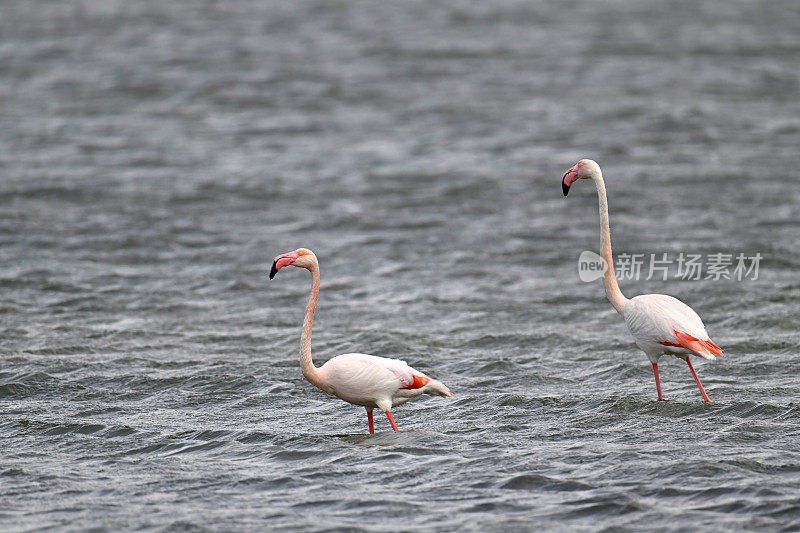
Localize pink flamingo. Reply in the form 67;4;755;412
269;248;454;432
562;159;723;402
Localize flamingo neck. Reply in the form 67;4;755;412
594;172;628;314
300;259;326;391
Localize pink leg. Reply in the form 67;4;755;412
366;409;374;434
652;363;663;401
685;357;711;403
384;411;399;431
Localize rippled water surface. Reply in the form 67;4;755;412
2;1;800;531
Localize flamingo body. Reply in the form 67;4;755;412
624;294;723;363
318;352;451;412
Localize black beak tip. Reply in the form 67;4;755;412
269;262;278;280
562;182;571;196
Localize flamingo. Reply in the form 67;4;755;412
269;248;454;433
561;159;723;402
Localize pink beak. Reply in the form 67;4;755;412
562;165;579;196
269;251;300;279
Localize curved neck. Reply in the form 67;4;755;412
593;173;628;314
300;259;326;390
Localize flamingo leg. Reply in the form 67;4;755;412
652;363;663;401
685;357;711;403
366;408;374;434
384;411;399;431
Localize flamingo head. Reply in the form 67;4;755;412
269;248;316;279
562;159;601;196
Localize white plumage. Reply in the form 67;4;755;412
319;353;450;412
624;294;717;361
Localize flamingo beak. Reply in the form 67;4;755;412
269;251;301;279
562;166;578;196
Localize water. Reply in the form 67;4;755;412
2;0;800;531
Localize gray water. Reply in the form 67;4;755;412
2;1;800;531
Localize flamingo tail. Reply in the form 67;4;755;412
666;329;724;360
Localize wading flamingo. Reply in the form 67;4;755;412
561;160;723;402
269;248;454;432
